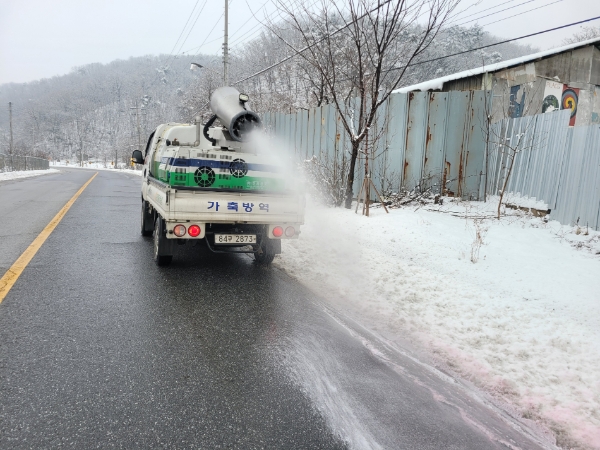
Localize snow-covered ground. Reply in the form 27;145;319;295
0;162;142;182
277;197;600;449
0;169;59;182
50;161;143;176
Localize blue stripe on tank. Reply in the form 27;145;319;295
161;157;282;173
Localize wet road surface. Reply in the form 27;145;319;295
0;169;551;449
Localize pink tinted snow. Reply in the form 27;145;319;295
277;198;600;449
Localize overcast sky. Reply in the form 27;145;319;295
1;0;599;85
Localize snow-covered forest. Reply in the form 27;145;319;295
0;20;537;165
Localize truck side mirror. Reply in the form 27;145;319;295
131;150;144;164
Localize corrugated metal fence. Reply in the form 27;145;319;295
263;91;488;200
0;154;50;172
487;111;600;229
264;93;600;229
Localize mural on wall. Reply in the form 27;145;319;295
542;80;562;113
509;85;525;118
561;86;579;126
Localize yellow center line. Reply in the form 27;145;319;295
0;172;98;304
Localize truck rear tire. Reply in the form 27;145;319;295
153;216;173;266
253;238;280;265
141;200;154;237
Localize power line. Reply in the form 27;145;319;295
139;1;224;99
174;0;210;56
229;0;325;51
229;3;290;50
474;0;565;28
161;0;209;70
167;0;201;56
188;12;225;58
189;12;600;118
229;0;322;50
181;26;223;56
233;0;396;85
229;19;269;49
228;0;271;42
227;13;600;98
180;0;233;58
448;0;537;25
232;14;600;87
181;0;284;54
389;15;600;71
447;0;517;22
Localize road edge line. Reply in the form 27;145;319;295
0;172;98;304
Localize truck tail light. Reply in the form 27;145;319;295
188;224;201;237
272;226;283;237
285;226;295;237
173;224;186;237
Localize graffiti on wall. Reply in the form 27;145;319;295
561;86;579;126
542;80;562;113
542;81;580;126
509;85;526;118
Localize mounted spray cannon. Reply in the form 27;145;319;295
203;87;262;146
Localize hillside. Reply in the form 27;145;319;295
0;24;537;164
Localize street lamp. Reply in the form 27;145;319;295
190;63;221;77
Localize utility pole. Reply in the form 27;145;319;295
111;131;118;170
129;102;144;160
135;100;141;153
129;102;145;169
8;102;13;155
223;0;229;85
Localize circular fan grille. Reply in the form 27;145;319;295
194;166;215;187
229;159;248;178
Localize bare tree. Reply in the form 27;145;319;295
492;126;527;220
485;79;546;219
267;0;460;208
562;25;600;44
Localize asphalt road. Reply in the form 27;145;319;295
0;169;551;449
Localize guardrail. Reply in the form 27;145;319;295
0;153;50;172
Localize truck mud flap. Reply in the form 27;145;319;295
155;217;176;256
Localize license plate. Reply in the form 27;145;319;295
214;234;257;244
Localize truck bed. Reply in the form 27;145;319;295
145;177;305;225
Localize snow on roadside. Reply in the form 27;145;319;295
50;161;143;176
0;169;59;182
276;198;600;449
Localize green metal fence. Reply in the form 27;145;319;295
0;154;50;172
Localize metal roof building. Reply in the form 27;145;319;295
394;37;600;126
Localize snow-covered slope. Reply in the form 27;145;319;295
277;198;600;449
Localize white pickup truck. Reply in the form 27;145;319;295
131;87;304;266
